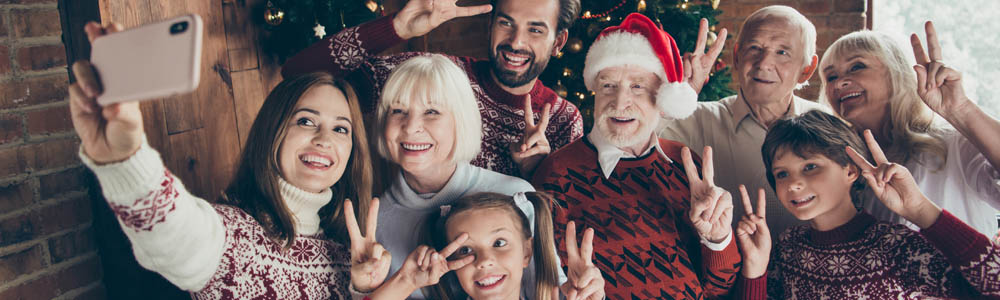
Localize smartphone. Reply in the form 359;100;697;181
90;14;203;105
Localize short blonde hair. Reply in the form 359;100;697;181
818;31;947;165
376;54;483;164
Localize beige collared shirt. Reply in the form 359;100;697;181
659;94;830;237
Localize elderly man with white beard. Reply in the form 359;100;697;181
531;13;740;299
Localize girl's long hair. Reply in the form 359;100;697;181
222;72;374;247
424;192;560;300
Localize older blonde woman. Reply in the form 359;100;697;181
818;22;1000;235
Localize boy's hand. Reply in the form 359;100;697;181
735;185;770;279
846;130;941;228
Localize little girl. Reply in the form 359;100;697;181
356;192;606;299
734;110;1000;299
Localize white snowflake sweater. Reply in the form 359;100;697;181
81;141;353;299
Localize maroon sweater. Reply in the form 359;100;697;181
737;211;1000;299
532;137;741;300
282;15;583;177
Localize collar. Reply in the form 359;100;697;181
587;130;670;178
809;211;875;246
387;163;473;211
727;91;806;132
278;178;333;236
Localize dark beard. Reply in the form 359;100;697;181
489;44;550;88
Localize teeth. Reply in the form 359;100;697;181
476;275;503;286
401;143;431;151
840;92;862;101
792;195;815;204
503;52;528;65
611;117;634;121
301;155;331;167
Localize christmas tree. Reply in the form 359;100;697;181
260;0;383;60
539;0;734;130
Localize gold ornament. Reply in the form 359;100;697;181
711;0;721;9
365;0;378;12
562;67;573;77
637;0;647;12
554;51;564;59
264;2;284;26
707;31;718;47
553;80;568;98
582;11;591;18
566;38;583;54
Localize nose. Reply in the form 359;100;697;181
836;77;851;89
754;52;777;71
474;252;496;269
313;129;334;148
786;176;804;192
611;87;633;111
402;113;423;135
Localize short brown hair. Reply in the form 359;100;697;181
491;0;580;32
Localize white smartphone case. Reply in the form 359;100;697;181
91;14;203;105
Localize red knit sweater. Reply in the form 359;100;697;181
282;15;584;177
532;137;741;299
736;211;1000;299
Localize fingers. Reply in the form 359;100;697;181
575;269;602;297
934;66;961;88
453;3;493;18
846;145;877;173
709;190;731;224
447;254;475;270
861;170;884;194
701;146;715;185
681;147;702;184
72;61;102;99
580;227;594;266
523;95;535;127
707;28;728;60
538;102;551;130
694;18;708;54
517;144;550;158
925;21;942;61
862;129;889;164
438;233;469;258
365;197;380;240
755;187;766;219
69;84;97;116
739;185;753;216
913;64;929;96
416;245;429;269
565;221;579;263
910;33;929;65
344;200;363;244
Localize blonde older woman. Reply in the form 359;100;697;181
347;54;566;299
818;22;1000;236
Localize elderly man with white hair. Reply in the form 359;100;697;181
661;5;831;236
533;13;740;299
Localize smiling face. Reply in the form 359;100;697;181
822;53;892;130
447;207;532;300
592;65;662;152
734;17;815;105
383;95;457;177
488;0;566;88
277;85;354;193
770;148;858;228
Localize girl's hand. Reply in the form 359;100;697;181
560;221;605;300
910;21;975;120
846;130;941;228
735;185;770;279
682;146;734;244
71;22;144;164
345;198;392;293
396;234;473;290
510;94;551;178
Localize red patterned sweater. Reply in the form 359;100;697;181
80;142;353;299
532;137;741;299
281;15;584;177
736;211;1000;299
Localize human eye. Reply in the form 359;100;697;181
456;246;473;256
825;73;838;82
296;117;316;127
803;163;818;172
425;108;440;115
529;27;544;34
389;108;405;115
849;63;866;72
493;239;507;248
774;170;788;179
776;49;790;56
333;126;350;134
498;19;512;27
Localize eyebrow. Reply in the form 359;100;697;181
822;55;866;73
496;12;550;30
294;108;353;125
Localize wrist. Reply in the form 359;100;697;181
391;14;412;40
741;263;766;279
942;98;979;126
909;198;943;229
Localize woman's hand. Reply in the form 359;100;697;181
70;22;144;164
560;221;605;300
846;130;941;228
910;21;975;120
682;146;734;244
735;185;770;279
345;198;392;293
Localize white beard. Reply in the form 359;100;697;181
593;108;659;149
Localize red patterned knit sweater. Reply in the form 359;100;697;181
282;15;584;177
736;211;1000;299
532;137;741;299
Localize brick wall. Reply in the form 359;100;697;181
714;0;868;100
0;0;106;299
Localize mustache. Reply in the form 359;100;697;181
495;44;534;58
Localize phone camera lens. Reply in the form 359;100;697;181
170;21;189;34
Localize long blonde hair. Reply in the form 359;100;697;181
818;31;947;166
424;192;560;300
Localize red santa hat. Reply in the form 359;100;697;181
583;13;698;119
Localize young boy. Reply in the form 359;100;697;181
734;110;1000;299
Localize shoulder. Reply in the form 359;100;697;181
656;138;689;162
793;96;832;114
543;139;591;164
468;165;535;194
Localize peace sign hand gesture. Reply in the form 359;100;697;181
683;18;728;94
846;130;941;229
344;198;392;293
559;221;605;300
682;146;734;243
735;185;770;279
393;0;493;40
510;95;552;178
395;234;474;291
910;21;974;119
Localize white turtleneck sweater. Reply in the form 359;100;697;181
81;141;353;299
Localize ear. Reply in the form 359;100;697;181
552;29;569;56
522;236;533;267
731;43;741;67
798;55;819;84
845;162;861;182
